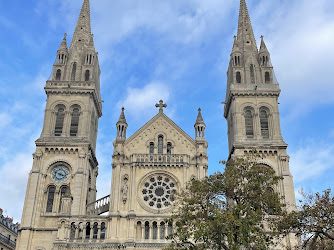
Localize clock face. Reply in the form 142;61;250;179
51;166;69;182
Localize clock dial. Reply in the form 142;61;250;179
51;166;69;182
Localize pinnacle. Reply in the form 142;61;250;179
58;33;68;51
195;108;205;125
117;107;127;124
259;35;269;53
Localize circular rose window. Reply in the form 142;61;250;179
139;173;178;213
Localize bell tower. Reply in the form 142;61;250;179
224;0;298;248
17;0;102;249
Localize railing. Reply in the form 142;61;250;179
131;154;190;165
0;233;16;249
86;195;110;215
46;80;95;88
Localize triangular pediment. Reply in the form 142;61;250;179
124;112;196;150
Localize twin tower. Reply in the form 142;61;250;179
17;0;297;249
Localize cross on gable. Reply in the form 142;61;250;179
155;100;167;113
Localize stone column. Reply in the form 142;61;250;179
141;225;145;240
97;224;101;240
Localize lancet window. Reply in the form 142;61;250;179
149;143;154;154
56;69;61;81
85;70;90;81
265;72;270;83
71;62;77;81
158;136;163;154
236;72;241;83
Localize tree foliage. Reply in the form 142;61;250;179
166;154;289;250
287;189;334;249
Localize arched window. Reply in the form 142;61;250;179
158;136;163;154
145;222;150;239
244;109;254;138
160;222;165;239
100;222;106;239
152;222;158;239
85;222;90;239
236;72;241;83
70;223;76;240
168;223;173;236
71;62;77;81
149;143;154;154
265;72;270;83
58;186;67;212
136;222;142;240
260;108;269;139
46;186;55;212
85;70;90;81
167;143;172;155
56;69;61;81
70;107;80;137
54;106;65;136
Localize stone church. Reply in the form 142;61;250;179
16;0;298;249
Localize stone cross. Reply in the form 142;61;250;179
155;100;167;113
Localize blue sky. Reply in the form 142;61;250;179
0;0;334;222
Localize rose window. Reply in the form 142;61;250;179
140;174;177;210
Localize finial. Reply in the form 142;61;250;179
122;107;125;112
64;33;67;38
198;108;201;112
261;35;264;41
155;100;167;113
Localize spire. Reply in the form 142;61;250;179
70;0;92;48
117;107;127;124
58;33;68;52
195;108;205;125
237;0;258;54
259;35;269;54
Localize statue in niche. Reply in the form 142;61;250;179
121;174;129;204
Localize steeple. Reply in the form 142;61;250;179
237;0;258;54
194;108;206;140
70;0;92;48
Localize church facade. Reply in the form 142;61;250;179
16;0;297;249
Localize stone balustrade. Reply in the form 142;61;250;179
86;195;110;215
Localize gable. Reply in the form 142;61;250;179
124;113;196;154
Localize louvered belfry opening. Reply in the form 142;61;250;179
260;109;269;138
54;107;65;136
245;109;254;138
70;107;80;136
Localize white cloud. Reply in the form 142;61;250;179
117;82;171;119
0;153;33;222
290;141;334;184
251;0;334;118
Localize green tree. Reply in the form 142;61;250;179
166;154;289;250
289;189;334;249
